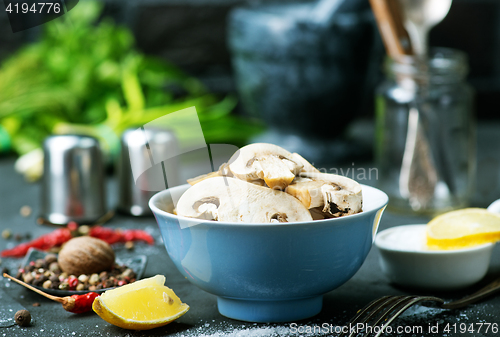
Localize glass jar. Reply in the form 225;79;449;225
375;48;475;214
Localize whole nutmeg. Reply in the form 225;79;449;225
57;237;115;276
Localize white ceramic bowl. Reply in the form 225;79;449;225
487;199;500;214
375;225;495;291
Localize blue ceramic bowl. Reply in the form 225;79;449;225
149;184;388;322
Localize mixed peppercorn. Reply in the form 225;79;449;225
15;253;137;291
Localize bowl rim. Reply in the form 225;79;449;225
375;224;495;255
149;183;388;227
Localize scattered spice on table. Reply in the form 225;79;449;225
14;309;31;327
125;241;134;250
20;206;32;217
1;229;11;239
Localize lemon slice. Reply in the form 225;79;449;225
92;275;189;330
426;208;500;250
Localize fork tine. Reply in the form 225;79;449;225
373;296;444;337
340;295;444;337
339;296;404;337
370;296;417;337
357;296;414;337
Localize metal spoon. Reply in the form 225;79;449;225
397;0;453;210
399;0;452;56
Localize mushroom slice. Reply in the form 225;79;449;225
228;143;303;190
291;153;320;174
309;207;328;220
187;163;233;186
286;172;362;217
176;177;312;223
187;171;220;186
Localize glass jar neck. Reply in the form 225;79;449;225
385;48;469;89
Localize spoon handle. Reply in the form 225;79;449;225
404;20;428;56
369;0;411;57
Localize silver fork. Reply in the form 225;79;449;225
339;277;500;337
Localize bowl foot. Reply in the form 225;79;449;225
217;295;323;322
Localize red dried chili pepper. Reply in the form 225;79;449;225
0;228;72;258
3;273;99;314
1;224;154;258
62;292;100;314
89;226;154;245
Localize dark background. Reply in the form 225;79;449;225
1;0;499;122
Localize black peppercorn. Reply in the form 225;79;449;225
44;253;57;264
32;275;47;287
34;259;45;269
14;309;31;327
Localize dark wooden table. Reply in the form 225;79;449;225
1;122;499;337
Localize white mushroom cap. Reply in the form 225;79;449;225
228;143;303;190
176;177;312;223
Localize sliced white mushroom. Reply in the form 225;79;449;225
176;177;312;223
227;143;303;190
187;171;220;186
285;172;362;217
309;207;328;220
187;163;233;186
291;153;320;174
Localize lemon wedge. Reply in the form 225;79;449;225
426;208;500;250
92;275;189;330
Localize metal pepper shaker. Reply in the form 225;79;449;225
39;135;108;225
117;127;180;216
